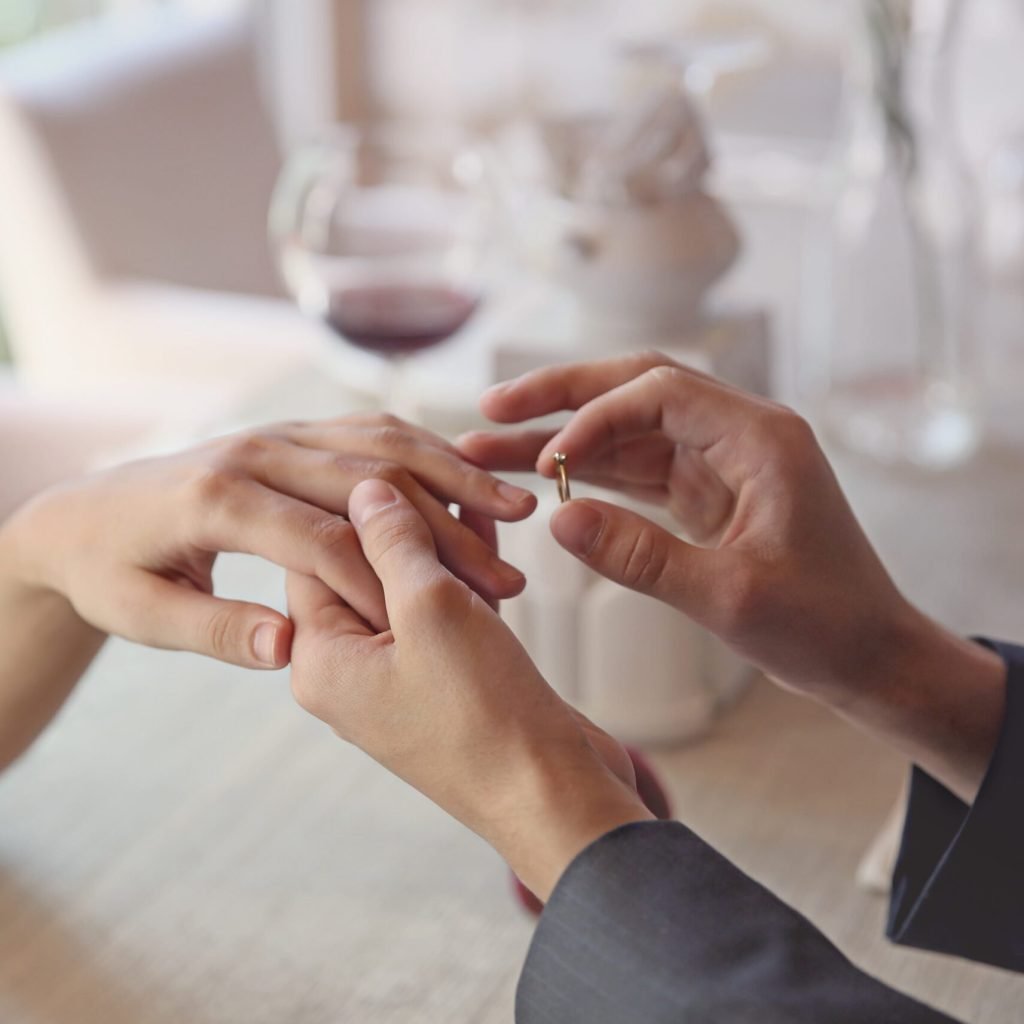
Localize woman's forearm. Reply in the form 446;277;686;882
0;508;106;772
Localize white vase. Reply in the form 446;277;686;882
555;191;741;340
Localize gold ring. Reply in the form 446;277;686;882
554;452;571;503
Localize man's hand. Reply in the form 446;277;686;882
288;479;651;901
461;352;914;699
460;353;1006;802
5;413;535;670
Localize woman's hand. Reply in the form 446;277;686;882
288;479;651;901
4;413;535;670
460;354;1006;802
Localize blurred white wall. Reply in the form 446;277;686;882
245;0;847;138
957;2;1024;167
297;0;1024;171
363;0;845;124
255;0;371;145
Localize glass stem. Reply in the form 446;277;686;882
384;355;418;422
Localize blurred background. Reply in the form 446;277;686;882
7;0;1024;805
8;0;1024;846
5;4;1024;1021
5;1;1024;476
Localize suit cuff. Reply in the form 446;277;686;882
887;638;1024;970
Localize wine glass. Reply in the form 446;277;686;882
269;124;492;416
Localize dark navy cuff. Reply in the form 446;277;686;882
887;639;1024;971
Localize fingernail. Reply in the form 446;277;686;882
495;562;526;595
496;480;533;505
499;560;525;584
253;623;280;667
351;479;400;527
552;503;605;558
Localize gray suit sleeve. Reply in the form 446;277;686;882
516;820;959;1024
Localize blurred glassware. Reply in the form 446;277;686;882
981;132;1024;283
269;125;493;415
816;0;980;469
980;131;1024;412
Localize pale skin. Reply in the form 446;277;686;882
287;479;651;901
0;413;537;773
0;360;1009;903
459;351;1007;806
289;354;1007;904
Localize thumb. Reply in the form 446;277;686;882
550;499;710;614
348;478;448;617
131;575;293;669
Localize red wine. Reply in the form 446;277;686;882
324;284;479;354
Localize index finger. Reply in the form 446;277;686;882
537;366;770;488
480;351;676;424
282;420;536;521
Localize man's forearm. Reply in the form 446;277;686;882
0;513;106;771
827;608;1006;805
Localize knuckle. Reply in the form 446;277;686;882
645;364;687;391
330;412;378;430
188;465;242;507
436;451;479;491
309;515;358;561
373;425;414;455
367;460;410;489
618;527;669;593
454;452;484;481
369;515;422;562
768;409;816;448
759;410;821;475
376;413;404;430
416;571;470;620
222;432;275;465
328;452;360;477
203;604;243;660
635;349;677;372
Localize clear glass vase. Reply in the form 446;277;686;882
818;0;980;469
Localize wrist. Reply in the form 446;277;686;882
486;745;653;903
1;494;52;590
0;501;107;773
821;601;939;711
828;607;1006;803
0;496;84;622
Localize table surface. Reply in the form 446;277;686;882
5;377;1024;1023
